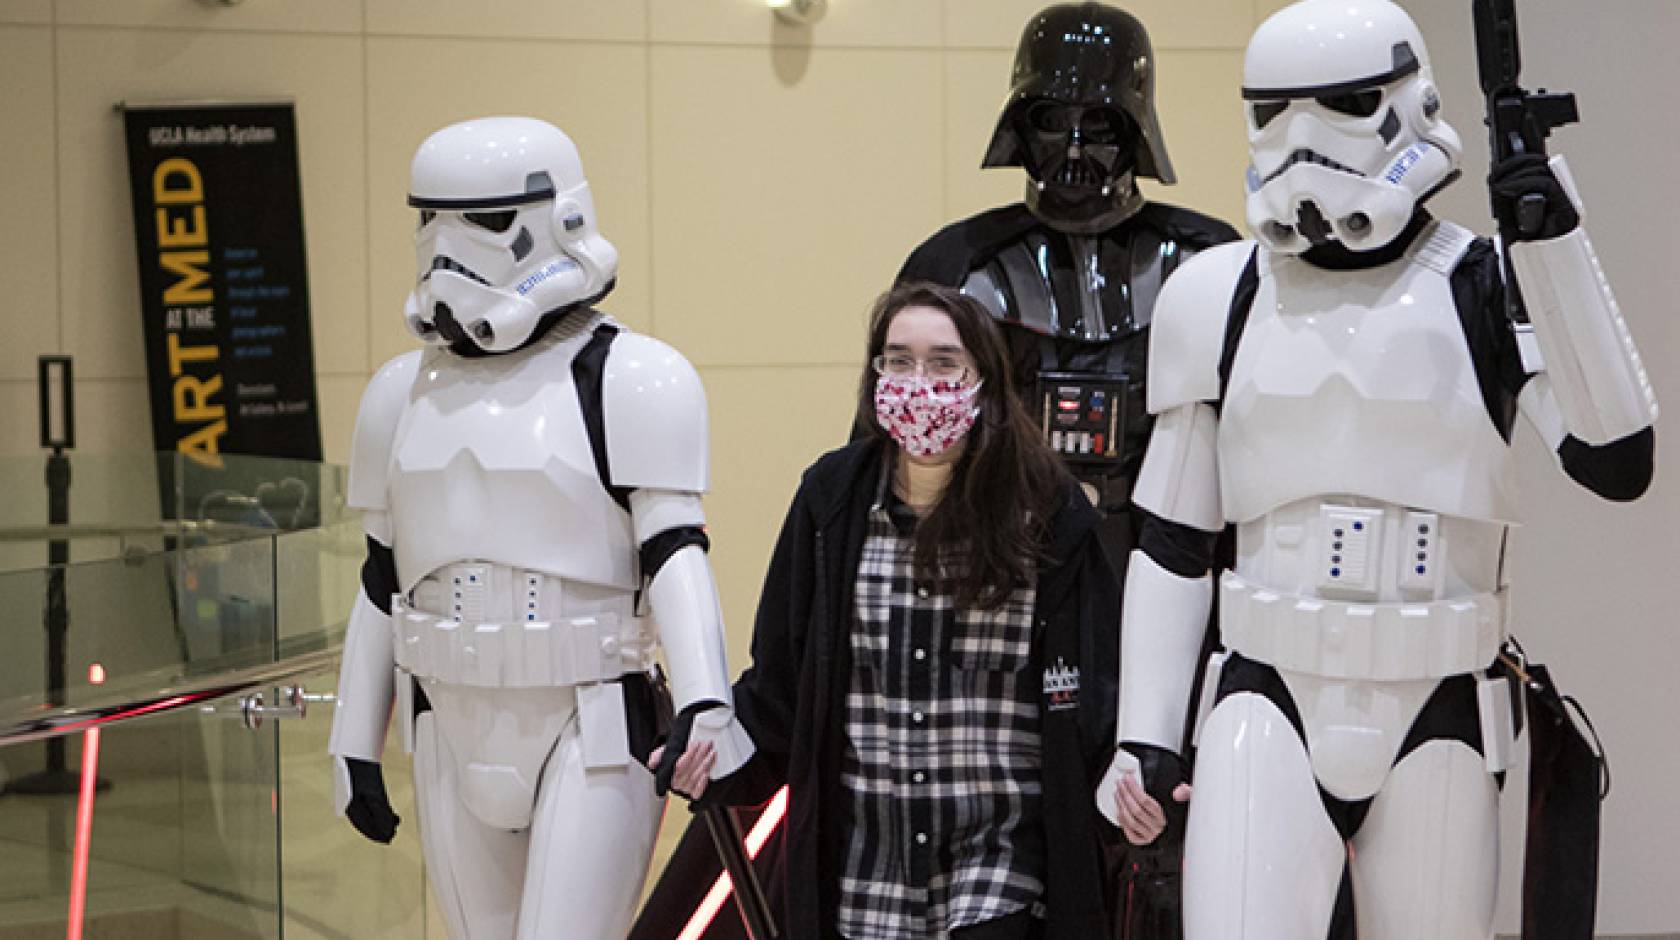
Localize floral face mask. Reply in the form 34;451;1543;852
873;373;982;458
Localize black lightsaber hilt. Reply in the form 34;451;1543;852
700;801;778;940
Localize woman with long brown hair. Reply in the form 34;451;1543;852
654;282;1138;939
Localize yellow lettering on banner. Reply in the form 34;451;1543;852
153;158;225;468
179;419;227;468
166;334;218;376
156;206;207;249
153;158;204;205
161;251;212;304
173;374;224;422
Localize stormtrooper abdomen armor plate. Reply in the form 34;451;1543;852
387;317;636;595
1220;221;1519;525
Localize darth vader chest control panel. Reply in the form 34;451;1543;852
1038;371;1131;465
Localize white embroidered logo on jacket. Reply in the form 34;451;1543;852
1043;657;1081;711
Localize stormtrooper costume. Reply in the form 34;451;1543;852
326;117;753;940
1095;3;1657;938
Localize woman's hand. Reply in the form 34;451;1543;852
647;740;717;800
1113;771;1192;846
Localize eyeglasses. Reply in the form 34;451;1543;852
872;353;971;384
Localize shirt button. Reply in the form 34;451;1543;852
912;771;926;783
916;586;930;599
915;832;929;845
911;710;924;724
914;648;927;661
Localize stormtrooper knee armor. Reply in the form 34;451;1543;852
1096;3;1656;937
327;116;752;940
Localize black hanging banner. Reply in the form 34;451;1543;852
121;100;322;463
121;100;322;519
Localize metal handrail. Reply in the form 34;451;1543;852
0;520;285;542
0;646;341;747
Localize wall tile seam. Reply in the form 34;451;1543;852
362;0;373;375
0;371;372;385
363;30;645;46
646;40;1247;53
643;0;656;338
38;25;1245;54
694;363;864;373
50;23;364;39
941;42;1248;53
49;7;62;357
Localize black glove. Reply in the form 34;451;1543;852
344;757;400;844
1489;152;1579;241
652;699;722;799
1119;741;1190;846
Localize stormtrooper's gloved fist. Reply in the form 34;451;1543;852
1096;742;1189;846
655;701;710;798
337;755;400;844
1490;152;1579;241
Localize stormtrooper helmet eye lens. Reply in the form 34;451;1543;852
1251;100;1289;129
464;210;518;233
1316;89;1384;118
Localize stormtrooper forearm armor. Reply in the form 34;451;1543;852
629;488;755;778
327;513;399;819
1508;155;1658;446
1095;423;1218;827
1118;402;1222;752
327;353;414;794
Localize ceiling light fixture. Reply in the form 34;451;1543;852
767;0;826;26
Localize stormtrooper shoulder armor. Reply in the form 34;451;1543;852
348;351;422;511
1146;240;1256;414
603;331;709;493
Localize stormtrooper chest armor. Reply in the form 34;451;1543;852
1218;221;1518;527
386;323;635;596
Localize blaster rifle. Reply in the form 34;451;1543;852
1472;0;1579;360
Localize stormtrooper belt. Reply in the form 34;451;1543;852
1219;570;1507;681
392;563;654;688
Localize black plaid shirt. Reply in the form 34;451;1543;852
836;473;1045;939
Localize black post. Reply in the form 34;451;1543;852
9;356;106;796
41;450;70;779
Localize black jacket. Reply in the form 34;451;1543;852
703;438;1121;939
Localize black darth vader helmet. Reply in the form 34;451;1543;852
983;3;1176;229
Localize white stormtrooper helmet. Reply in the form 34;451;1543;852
404;116;618;354
1242;0;1462;254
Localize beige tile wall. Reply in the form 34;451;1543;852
0;1;1258;933
0;0;1265;607
6;0;1680;936
0;0;1353;934
55;0;1680;933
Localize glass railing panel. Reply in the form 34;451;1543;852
0;536;282;723
0;454;353;577
0;689;282;938
274;522;360;657
0;454;168;556
0;455;361;723
278;667;438;939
